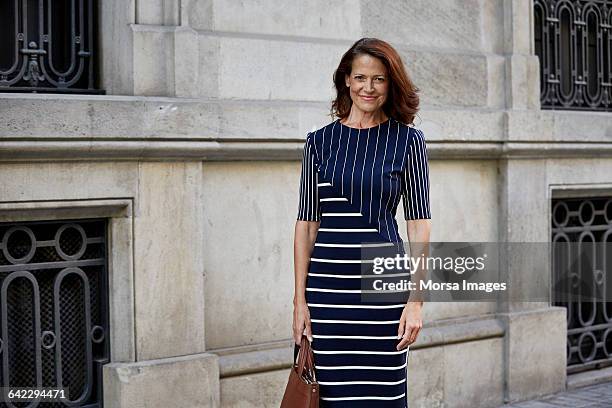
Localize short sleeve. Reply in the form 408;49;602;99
296;133;321;221
401;128;431;220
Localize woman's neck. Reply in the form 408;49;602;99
340;109;388;129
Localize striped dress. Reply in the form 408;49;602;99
296;117;431;407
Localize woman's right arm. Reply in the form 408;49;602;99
294;131;320;344
293;219;319;345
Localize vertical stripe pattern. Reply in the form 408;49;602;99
401;127;431;220
297;119;431;228
294;117;432;407
297;132;321;221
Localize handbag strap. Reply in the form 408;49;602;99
293;341;300;363
295;335;315;379
296;335;307;377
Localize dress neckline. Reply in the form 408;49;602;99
337;117;391;131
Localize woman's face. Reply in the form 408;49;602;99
344;54;389;116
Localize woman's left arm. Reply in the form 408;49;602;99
396;218;432;350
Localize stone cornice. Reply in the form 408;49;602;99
1;95;611;161
2;140;612;161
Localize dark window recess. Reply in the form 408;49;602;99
0;219;109;407
552;197;612;374
0;0;104;94
534;0;612;111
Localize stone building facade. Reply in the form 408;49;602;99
1;0;610;407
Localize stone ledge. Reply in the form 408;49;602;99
214;315;504;378
3;140;612;162
0;94;609;140
1;95;611;161
567;366;612;390
0;198;132;222
103;353;220;408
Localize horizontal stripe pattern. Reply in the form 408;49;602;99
322;212;363;217
308;272;411;279
314;242;395;248
307;303;406;309
314;349;407;355
319;378;406;385
322;393;405;401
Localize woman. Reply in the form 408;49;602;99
293;37;432;407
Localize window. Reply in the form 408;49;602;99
534;0;611;111
552;197;612;373
0;219;109;406
0;0;103;94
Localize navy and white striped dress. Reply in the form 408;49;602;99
296;117;431;407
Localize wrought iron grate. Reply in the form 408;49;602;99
534;0;612;111
0;0;103;94
552;197;612;374
0;219;109;407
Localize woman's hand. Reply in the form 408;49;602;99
396;302;423;350
293;299;313;345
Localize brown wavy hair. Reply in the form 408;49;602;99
330;38;420;126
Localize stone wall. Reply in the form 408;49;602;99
2;0;610;406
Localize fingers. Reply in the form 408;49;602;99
396;326;412;350
293;323;302;345
397;310;406;339
396;307;408;350
293;314;304;345
397;321;422;350
304;320;313;342
293;305;312;344
408;324;421;344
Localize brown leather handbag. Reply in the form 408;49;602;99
280;335;319;407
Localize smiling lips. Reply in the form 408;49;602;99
360;95;377;101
